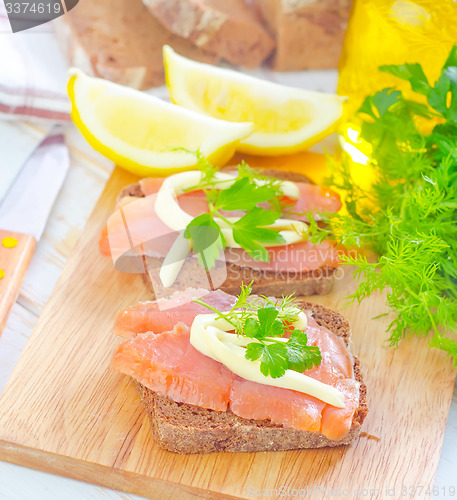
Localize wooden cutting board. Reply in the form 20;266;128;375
0;164;455;500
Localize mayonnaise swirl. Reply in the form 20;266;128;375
190;312;345;408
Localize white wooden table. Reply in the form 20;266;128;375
0;118;456;499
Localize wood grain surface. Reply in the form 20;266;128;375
0;165;455;500
0;230;37;335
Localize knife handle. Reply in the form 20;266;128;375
0;230;37;336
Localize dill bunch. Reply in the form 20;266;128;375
310;47;457;366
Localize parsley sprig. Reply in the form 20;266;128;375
309;46;457;366
183;159;292;268
194;283;322;378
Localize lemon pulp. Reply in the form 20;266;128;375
187;71;312;134
164;46;345;155
96;97;205;152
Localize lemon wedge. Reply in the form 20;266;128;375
67;69;254;176
164;46;345;156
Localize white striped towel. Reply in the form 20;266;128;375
0;4;70;121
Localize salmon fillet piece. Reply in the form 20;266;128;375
139;177;342;215
113;289;236;338
112;323;234;411
229;311;358;437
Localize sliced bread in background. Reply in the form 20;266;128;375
250;0;352;71
142;0;275;67
54;0;218;89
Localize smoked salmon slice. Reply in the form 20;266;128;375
320;378;360;440
111;301;359;440
113;289;236;338
290;183;341;217
139;177;342;215
111;323;233;412
230;379;325;432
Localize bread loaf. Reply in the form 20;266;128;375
142;0;275;67
54;0;218;89
250;0;352;70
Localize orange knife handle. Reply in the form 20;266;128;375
0;230;37;336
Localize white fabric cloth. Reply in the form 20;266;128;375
0;4;70;121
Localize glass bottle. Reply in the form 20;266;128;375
338;0;457;115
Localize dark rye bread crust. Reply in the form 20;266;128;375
118;168;337;298
137;300;368;454
142;257;336;298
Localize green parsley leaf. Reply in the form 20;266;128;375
380;63;430;95
443;45;457;70
195;283;302;335
244;341;264;361
243;306;284;339
359;88;401;119
184;213;224;270
232;207;285;261
257;306;284;336
195;285;323;377
428;68;457;121
181;159;291;268
215;176;278;211
243;317;261;338
245;341;289;378
286;330;322;372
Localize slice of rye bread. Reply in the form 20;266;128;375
54;0;218;90
142;0;275;67
135;300;368;453
250;0;352;71
117;169;338;298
